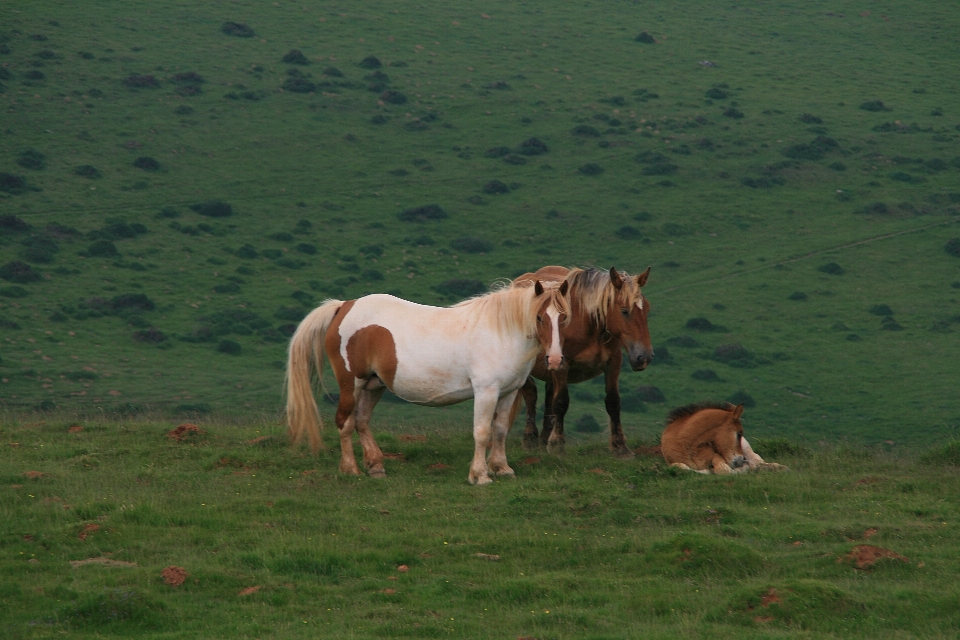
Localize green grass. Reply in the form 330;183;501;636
1;0;960;445
2;417;960;638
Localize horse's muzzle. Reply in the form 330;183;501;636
630;352;653;371
545;354;565;371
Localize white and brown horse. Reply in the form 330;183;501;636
286;282;569;485
661;402;785;474
514;266;652;458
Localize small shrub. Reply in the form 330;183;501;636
636;385;666;403
380;90;407;104
817;262;845;275
359;56;382;69
296;243;317;255
685;317;715;331
282;77;316;93
24;70;46;81
691;369;720;381
799;113;823;124
133;156;160;171
189;201;233;217
869;304;893;317
859;202;889;215
503;154;526;165
85;240;119;258
212;282;240;294
578;163;604;176
881;316;903;331
642;163;677;176
829;162;847;171
634;31;656;44
122;74;159;88
398;204;447;222
943;238;960;257
74;165;101;179
788;291;808;301
362;269;384;281
17;148;46;170
574;414;602;433
111;293;155;312
133;328;167;343
714;343;751;364
433;279;486;299
726;390;756;408
518;137;548;155
571;124;601;137
705;88;727;100
616;225;643;240
216;339;242;355
920;440;960;467
174;105;194;115
0;286;28;298
482;180;509;195
450;237;493;254
0;215;30;232
222;22;255;37
487;81;510;90
323;66;343;77
723;107;744;119
859;100;888;112
282;49;310;65
485;146;511;158
370;114;388;125
0;172;28;194
667;336;699;348
269;232;294;242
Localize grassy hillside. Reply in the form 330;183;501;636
3;419;960;638
1;1;959;444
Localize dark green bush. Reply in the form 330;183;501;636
859;99;888;112
85;240;119;257
788;291;808;301
571;124;601;137
574;414;602;433
817;262;845;275
578;163;603;175
359;56;382;69
705;88;727;100
74;165;101;179
482;180;509;194
282;77;316;93
518;137;548;155
0;172;28;194
189;201;233;217
451;237;493;254
222;22;255;37
133;156;160;171
17;148;46;170
726;390;756;408
636;385;666;403
869;304;893;317
282;49;310;65
1;260;42;283
691;369;719;381
398;204;447;222
944;238;960;258
685;317;715;331
216;339;242;355
433;279;486;299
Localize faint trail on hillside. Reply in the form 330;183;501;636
656;215;960;296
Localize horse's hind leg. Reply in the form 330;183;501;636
354;380;386;478
488;391;518;478
546;370;569;455
519;377;540;452
604;356;635;459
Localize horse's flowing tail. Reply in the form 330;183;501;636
286;300;343;454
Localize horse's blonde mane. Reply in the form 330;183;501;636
566;267;643;326
453;282;570;337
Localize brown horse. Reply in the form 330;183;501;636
661;402;785;474
513;266;652;458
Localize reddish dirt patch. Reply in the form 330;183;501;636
397;564;409;572
854;476;883;486
161;565;189;586
382;452;405;460
380;588;396;595
245;436;269;445
863;528;879;540
23;534;35;541
42;496;71;509
70;557;137;568
838;545;909;569
754;616;775;623
78;524;100;540
760;588;782;607
166;424;205;441
238;586;261;596
68;425;84;433
634;445;663;457
399;434;427;442
427;463;452;470
23;471;48;479
520;456;541;465
301;469;318;475
587;468;611;475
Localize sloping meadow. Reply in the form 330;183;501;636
0;1;959;445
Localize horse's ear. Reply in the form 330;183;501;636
558;280;569;296
534;280;545;296
609;266;624;289
637;266;651;287
731;404;744;420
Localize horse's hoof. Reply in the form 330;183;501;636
522;435;540;452
368;467;386;478
469;473;494;486
494;467;516;478
613;446;636;460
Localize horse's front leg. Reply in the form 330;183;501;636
487;390;518;478
519;377;540;452
539;377;556;447
468;387;499;485
546;368;569;455
604;352;635;459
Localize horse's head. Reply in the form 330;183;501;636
605;266;654;370
720;403;747;469
534;280;569;371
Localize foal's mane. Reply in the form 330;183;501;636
566;267;643;326
666;401;735;425
453;283;570;337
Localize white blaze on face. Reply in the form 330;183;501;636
545;303;563;370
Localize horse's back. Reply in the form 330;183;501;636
513;265;570;287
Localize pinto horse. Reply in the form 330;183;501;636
661;402;786;474
513;266;652;458
286;282;569;485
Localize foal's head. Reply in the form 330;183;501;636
604;266;653;370
533;280;569;371
710;403;746;467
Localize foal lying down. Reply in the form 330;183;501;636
660;402;787;474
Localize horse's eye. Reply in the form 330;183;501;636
537;315;543;323
621;308;630;317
